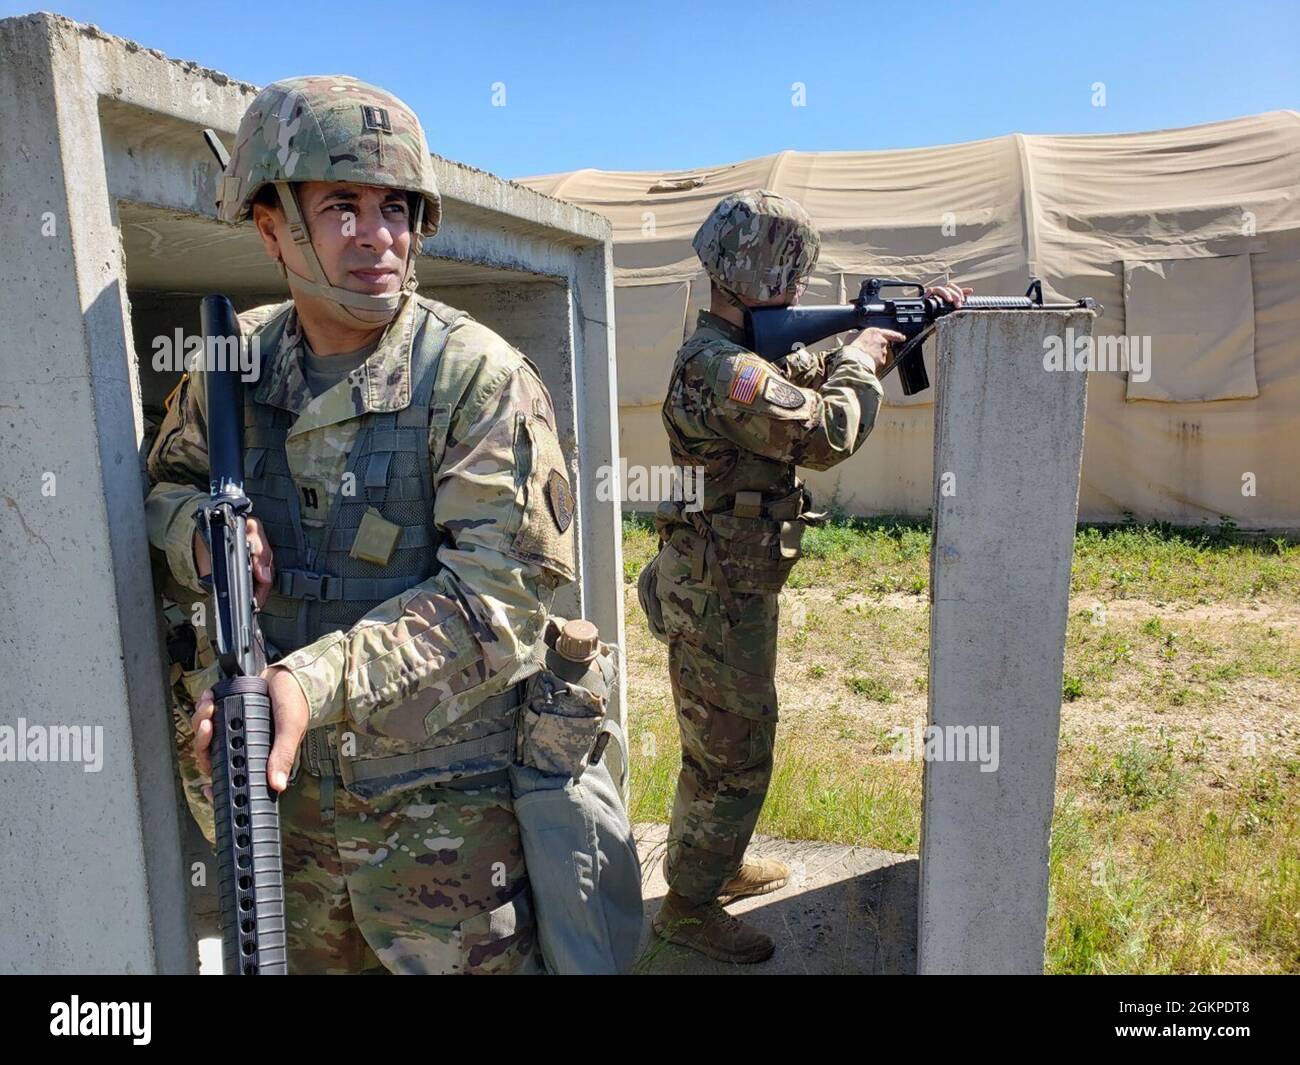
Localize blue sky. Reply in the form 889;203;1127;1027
9;0;1298;179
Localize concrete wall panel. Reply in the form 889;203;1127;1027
917;310;1092;975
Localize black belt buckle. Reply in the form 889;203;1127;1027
288;569;328;601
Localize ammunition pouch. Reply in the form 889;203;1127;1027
669;484;824;604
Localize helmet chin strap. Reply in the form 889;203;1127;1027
717;285;750;311
274;181;422;328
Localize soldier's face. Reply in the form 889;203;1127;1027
256;181;413;298
748;280;808;308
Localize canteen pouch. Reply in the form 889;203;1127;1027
514;615;618;779
515;671;608;779
509;616;642;974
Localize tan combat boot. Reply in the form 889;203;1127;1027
660;853;791;903
652;890;775;964
719;855;790;902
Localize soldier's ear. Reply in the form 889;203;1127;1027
251;202;284;267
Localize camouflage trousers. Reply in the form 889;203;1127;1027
168;669;539;973
278;764;542;974
654;540;779;904
170;662;217;847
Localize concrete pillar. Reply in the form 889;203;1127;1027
0;13;194;973
917;310;1092;975
568;241;628;772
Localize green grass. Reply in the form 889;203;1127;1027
1070;518;1300;602
1085;735;1182;810
624;512;1300;603
622;511;660;582
1045;764;1300;973
628;727;923;857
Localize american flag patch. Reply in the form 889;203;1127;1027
728;361;766;404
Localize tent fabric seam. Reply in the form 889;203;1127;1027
1014;133;1040;274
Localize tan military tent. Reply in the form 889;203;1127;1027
520;111;1300;530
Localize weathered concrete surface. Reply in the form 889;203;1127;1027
918;311;1092;975
0;11;193;974
633;823;917;975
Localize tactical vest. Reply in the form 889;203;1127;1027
657;328;821;605
243;297;524;800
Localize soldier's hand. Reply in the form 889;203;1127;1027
191;665;309;795
192;516;275;608
264;667;309;792
192;687;216;791
925;283;974;307
843;327;907;373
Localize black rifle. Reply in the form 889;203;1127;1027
194;295;287;975
745;278;1099;396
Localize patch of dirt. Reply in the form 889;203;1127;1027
1072;597;1300;628
622;585;1300;796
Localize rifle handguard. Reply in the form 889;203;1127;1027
210;675;287;975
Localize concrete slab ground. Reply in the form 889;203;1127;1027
632;823;918;975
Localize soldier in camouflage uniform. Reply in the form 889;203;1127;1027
645;190;968;962
146;76;576;973
161;597;218;846
145;394;219;848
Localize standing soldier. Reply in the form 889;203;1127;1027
146;76;577;973
645;190;968;962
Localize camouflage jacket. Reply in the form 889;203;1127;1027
659;311;884;520
145;292;573;735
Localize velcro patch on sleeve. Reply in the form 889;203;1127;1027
727;359;768;405
546;468;575;533
763;376;806;410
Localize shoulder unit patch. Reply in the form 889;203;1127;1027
547;468;575;533
763;377;806;410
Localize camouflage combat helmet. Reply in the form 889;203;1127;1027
217;75;440;323
692;189;821;304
